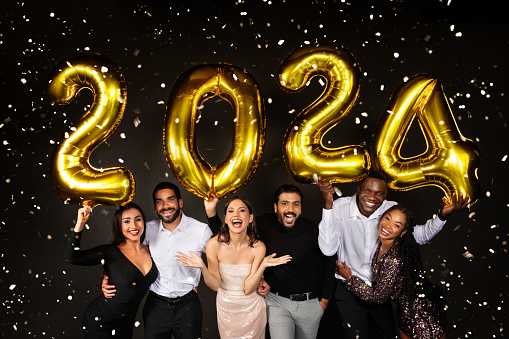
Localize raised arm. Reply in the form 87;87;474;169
64;207;109;266
413;192;471;245
204;194;222;235
317;178;338;256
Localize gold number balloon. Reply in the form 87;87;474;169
164;64;265;199
47;53;135;207
278;43;370;184
372;73;480;205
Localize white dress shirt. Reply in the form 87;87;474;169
144;212;212;298
318;195;445;283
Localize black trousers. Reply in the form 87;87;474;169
335;280;397;339
142;291;203;339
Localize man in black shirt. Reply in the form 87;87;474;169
206;184;335;339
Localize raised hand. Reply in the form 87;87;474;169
261;253;292;268
176;250;205;269
317;177;335;209
75;206;92;232
441;192;473;218
204;193;219;218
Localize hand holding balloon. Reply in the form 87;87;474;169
440;192;474;219
75;206;92;232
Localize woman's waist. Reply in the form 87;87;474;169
218;286;248;296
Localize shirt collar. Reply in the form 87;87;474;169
348;195;388;221
157;211;186;233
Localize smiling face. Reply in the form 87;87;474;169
274;192;302;228
153;188;183;226
225;199;254;235
356;177;388;217
379;208;407;242
121;208;145;242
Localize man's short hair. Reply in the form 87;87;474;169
152;182;181;203
273;184;304;205
361;170;389;185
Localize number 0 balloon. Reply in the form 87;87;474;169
47;53;135;208
372;74;481;205
278;44;370;184
164;64;265;199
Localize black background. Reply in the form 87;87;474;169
1;0;508;337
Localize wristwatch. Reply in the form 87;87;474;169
437;207;449;221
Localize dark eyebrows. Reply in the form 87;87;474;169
123;214;142;220
280;200;301;204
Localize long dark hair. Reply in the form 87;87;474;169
108;202;147;246
217;196;259;247
383;205;447;309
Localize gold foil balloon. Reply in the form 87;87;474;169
372;73;480;205
278;43;370;184
47;53;135;208
164;64;265;200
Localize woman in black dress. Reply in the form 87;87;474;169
65;203;158;338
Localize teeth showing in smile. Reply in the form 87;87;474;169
364;201;376;207
129;230;140;236
232;220;242;227
381;227;391;236
284;213;295;219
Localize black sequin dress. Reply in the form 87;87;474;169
346;243;447;338
65;231;158;338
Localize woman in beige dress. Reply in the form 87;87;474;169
176;196;291;339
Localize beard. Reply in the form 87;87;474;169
277;211;298;228
158;206;181;224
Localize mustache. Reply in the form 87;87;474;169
283;212;297;217
160;208;175;212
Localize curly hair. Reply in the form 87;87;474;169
217;196;260;247
382;205;447;310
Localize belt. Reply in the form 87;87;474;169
274;291;320;301
150;290;196;305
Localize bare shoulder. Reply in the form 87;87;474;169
206;235;221;250
252;239;266;253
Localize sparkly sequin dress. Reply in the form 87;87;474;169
347;243;447;338
216;263;267;339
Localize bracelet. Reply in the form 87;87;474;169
437;208;449;220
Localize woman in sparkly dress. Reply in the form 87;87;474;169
176;196;292;339
336;205;447;339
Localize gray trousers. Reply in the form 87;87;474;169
266;292;324;339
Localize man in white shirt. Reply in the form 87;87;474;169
317;171;469;339
103;182;213;339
